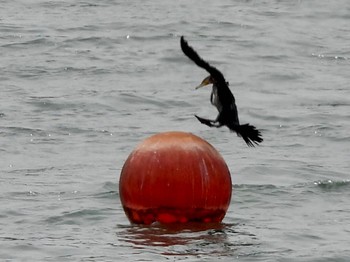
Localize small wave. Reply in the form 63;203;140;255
311;53;348;61
48;65;112;75
235;184;278;190
45;207;115;225
313;180;350;190
33;1;102;9
69;2;100;8
265;72;303;82
93;182;118;199
257;54;290;61
16;67;50;78
317;102;350;108
8;167;55;176
234;184;291;199
126;33;175;42
1;126;45;136
63;35;112;43
235;180;350;195
0;236;26;241
26;98;71;111
119;93;169;108
102;181;118;191
1;37;53;49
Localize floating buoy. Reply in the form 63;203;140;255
119;131;232;224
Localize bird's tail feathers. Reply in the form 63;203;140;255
230;123;263;147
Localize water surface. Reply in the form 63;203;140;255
1;0;350;261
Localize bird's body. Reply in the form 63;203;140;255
210;86;222;112
180;36;263;147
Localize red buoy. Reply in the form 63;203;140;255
119;131;232;224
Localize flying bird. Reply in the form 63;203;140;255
180;36;263;147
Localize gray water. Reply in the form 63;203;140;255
1;0;350;261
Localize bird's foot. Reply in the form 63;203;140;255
194;115;216;127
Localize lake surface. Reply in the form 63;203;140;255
1;0;350;261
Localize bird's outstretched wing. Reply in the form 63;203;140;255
181;36;235;110
180;36;226;86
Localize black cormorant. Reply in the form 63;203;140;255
180;36;263;147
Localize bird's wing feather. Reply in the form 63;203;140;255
181;36;235;109
180;36;227;86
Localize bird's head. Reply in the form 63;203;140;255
195;75;215;89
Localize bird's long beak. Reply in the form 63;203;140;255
195;76;212;89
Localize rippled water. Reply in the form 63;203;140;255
1;0;350;261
